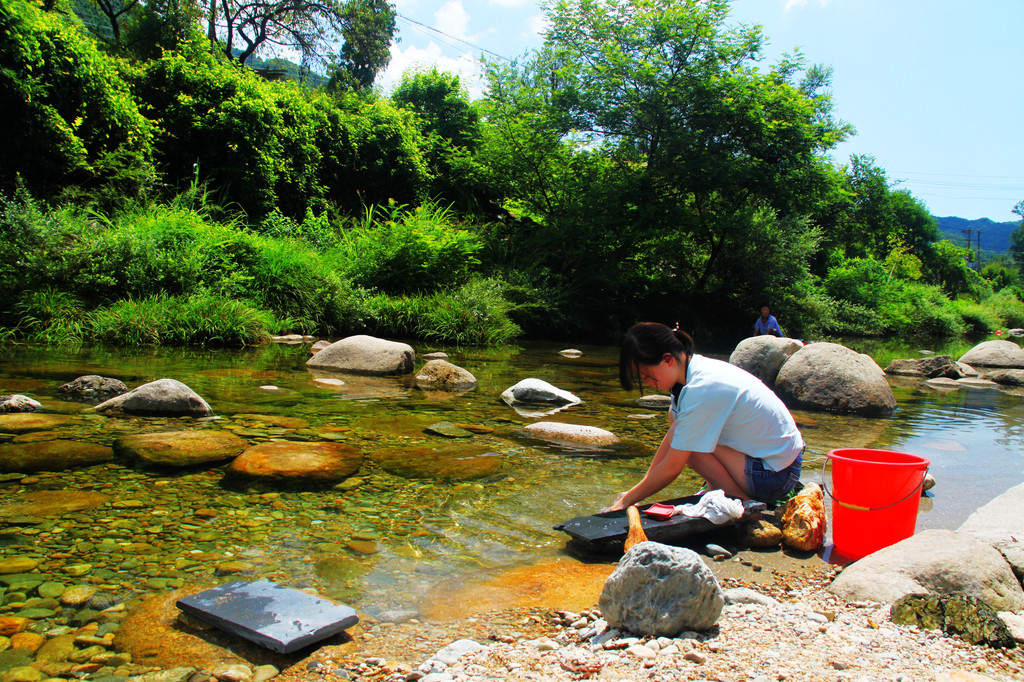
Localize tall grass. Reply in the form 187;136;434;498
90;292;281;346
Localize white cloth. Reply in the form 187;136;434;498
673;489;744;524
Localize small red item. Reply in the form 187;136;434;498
643;503;676;520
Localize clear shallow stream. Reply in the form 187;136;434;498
0;336;1020;617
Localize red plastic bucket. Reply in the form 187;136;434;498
825;448;930;560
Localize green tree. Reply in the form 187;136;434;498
1010;200;1024;269
328;0;395;91
480;0;850;331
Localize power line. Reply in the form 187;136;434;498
396;13;511;62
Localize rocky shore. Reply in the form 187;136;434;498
273;561;1024;682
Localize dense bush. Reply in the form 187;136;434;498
0;0;154;205
333;201;483;293
132;48;430;220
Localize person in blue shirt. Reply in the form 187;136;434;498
610;322;803;510
753;304;783;337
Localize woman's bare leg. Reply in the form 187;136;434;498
688;444;749;499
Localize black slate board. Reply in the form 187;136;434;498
554;494;766;553
176;579;359;653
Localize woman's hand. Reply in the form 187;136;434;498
605;492;630;512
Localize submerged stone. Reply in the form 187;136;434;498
0;440;113;473
227;441;363;487
374;445;504;481
0;414;73;434
114;430;247;467
425;421;475;438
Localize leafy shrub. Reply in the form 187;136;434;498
334;201;483;293
421;277;521;344
952;299;1002;335
133;50;430;219
0;0;154;204
986;290;1024;329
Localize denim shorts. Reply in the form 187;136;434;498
745;449;802;504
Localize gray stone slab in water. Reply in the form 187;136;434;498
176;579;359;653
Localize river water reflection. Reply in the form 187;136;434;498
0;337;1021;616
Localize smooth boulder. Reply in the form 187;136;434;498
93;379;213;417
373;445;503;481
227;441;362;486
0;413;71;433
600;542;723;636
729;336;803;387
958;482;1024;582
56;375;128;403
415;360;477;391
522;422;619;447
829;529;1024;612
306;335;414;375
981;369;1024;387
774;342;896;415
0;440;113;473
959;340;1024;368
0;395;43;414
114;430;248;467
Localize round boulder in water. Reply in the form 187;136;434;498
415;360;477;391
306;335;415;375
374;445;503;481
775;342;896;415
93;379;213;417
522;422;619;447
227;441;363;487
959;340;1024;368
114;430;248;467
0;440;113;473
729;336;804;388
0;395;43;414
56;375;128;403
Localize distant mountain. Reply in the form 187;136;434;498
933;216;1019;255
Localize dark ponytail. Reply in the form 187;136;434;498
619;322;695;391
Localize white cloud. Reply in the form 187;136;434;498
379;41;487;99
784;0;829;11
489;0;530;7
435;0;474;40
524;12;549;41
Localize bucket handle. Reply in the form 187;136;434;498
820;457;929;512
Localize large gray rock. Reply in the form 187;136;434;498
56;375;128;403
883;355;963;379
774;342;896;415
959;340;1024;368
306;335;414;375
729;337;804;387
93;379;213;417
599;542;723;636
829;529;1024;612
114;430;248;467
415;360;477;391
958;482;1024;583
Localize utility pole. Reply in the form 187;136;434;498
961;227;977;270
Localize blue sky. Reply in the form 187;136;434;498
380;1;1023;223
